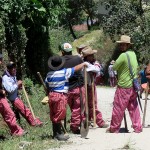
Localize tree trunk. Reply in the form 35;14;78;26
68;20;77;40
87;16;91;30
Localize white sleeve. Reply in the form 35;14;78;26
86;62;100;73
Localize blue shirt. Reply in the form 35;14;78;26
45;68;75;93
2;70;18;101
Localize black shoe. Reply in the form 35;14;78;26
54;133;69;141
72;129;80;134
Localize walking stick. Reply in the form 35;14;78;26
124;112;128;132
142;82;150;128
37;72;67;133
92;76;96;127
22;84;36;120
80;66;89;138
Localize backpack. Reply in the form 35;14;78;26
145;63;150;80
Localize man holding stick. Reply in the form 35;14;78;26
82;46;108;128
2;61;43;127
45;54;89;140
60;43;86;134
0;56;25;136
107;35;142;133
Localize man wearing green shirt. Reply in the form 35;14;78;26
107;35;142;133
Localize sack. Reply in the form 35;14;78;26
133;78;141;91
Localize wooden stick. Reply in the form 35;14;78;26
124;112;128;132
22;84;36;120
37;72;48;94
84;67;89;129
92;76;96;127
142;82;150;127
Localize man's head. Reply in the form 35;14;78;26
48;55;65;71
6;61;16;76
60;43;73;56
82;46;97;63
116;35;133;51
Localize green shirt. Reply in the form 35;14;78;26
113;50;138;88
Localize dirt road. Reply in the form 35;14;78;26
50;87;150;150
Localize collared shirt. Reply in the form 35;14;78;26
2;70;18;101
86;61;100;85
45;68;75;93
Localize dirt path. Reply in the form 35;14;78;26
50;87;150;150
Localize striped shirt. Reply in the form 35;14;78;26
45;68;75;93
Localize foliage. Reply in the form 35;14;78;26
49;28;74;54
100;0;150;63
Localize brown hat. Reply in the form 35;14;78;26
82;46;97;58
116;35;133;44
76;44;87;54
48;55;65;71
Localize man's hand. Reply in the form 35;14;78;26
18;80;23;89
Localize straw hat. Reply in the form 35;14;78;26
76;44;87;54
48;55;65;71
116;35;133;44
82;46;97;58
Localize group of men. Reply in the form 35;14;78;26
1;34;150;142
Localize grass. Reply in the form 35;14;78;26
0;84;71;150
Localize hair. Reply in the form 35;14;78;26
146;60;150;66
62;50;72;55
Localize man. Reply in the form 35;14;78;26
45;54;88;140
60;43;86;134
82;46;108;128
107;35;142;133
108;60;117;87
0;55;25;136
2;61;43;127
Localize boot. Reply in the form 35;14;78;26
52;123;69;141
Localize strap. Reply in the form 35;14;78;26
125;52;134;79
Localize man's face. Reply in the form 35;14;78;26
86;54;95;63
8;67;16;76
119;43;130;51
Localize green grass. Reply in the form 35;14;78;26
0;84;71;150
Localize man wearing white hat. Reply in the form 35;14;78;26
107;35;142;133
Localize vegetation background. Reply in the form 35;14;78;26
0;0;150;149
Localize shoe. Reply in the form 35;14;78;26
101;123;109;128
54;133;69;141
72;129;80;134
106;128;113;133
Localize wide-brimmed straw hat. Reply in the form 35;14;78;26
116;35;133;44
76;44;87;54
48;55;65;71
82;46;97;58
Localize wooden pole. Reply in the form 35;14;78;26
142;82;150;127
92;76;96;127
22;84;36;120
